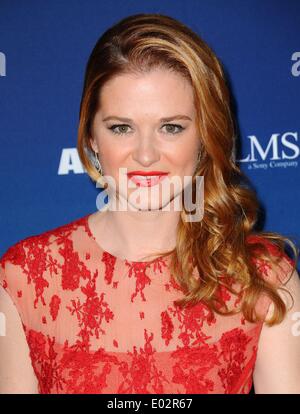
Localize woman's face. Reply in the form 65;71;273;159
90;67;201;212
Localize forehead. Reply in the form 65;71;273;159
98;68;196;117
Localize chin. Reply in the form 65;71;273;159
107;182;185;212
118;191;182;212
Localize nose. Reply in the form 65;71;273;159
131;133;160;167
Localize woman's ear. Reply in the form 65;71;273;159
89;136;98;153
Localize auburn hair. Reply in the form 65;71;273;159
77;13;299;326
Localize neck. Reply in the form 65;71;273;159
94;200;181;261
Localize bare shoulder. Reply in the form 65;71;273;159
264;265;300;321
253;268;300;393
0;284;39;393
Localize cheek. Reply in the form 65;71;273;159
99;143;125;171
168;136;199;166
169;149;197;174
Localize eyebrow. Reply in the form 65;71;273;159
102;115;192;122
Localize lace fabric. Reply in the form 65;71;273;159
0;213;295;394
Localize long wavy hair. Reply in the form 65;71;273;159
77;13;299;327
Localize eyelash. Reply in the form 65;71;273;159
107;124;185;135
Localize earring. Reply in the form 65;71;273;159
94;150;103;175
197;149;201;162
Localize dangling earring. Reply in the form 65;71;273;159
94;150;103;175
197;149;201;163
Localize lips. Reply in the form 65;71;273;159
127;171;169;187
129;175;168;187
127;171;169;177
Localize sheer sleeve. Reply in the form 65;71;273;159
0;241;31;329
248;236;297;322
252;237;296;285
0;242;40;393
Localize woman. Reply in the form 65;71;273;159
0;13;300;394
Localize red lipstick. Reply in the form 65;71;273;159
126;171;169;187
127;171;169;177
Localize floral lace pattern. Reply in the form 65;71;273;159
0;214;294;394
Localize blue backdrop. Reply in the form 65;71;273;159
1;0;299;266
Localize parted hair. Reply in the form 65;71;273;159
77;13;299;326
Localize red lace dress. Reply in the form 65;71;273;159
0;213;295;394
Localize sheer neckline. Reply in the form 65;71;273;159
84;212;170;265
